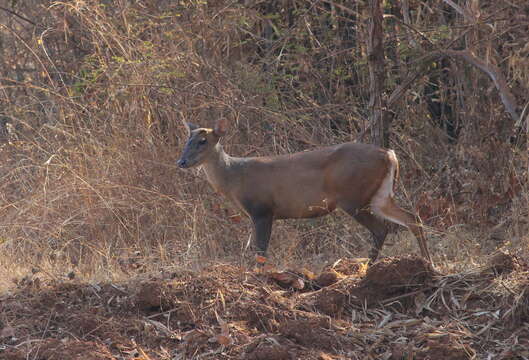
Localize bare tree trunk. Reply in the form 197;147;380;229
367;0;391;147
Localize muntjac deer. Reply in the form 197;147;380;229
177;118;431;263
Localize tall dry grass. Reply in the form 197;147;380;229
0;0;527;288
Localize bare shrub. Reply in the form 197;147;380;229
0;0;527;281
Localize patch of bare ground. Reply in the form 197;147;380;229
1;255;529;359
2;339;115;360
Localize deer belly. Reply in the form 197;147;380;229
274;196;337;219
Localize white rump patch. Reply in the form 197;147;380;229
370;150;407;227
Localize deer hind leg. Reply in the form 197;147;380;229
371;197;431;262
369;150;431;262
352;210;388;262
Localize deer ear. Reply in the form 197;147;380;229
214;118;228;137
185;122;199;135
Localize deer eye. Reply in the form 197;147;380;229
199;138;207;145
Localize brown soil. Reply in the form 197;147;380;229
280;317;336;350
415;334;476;360
352;255;437;306
244;338;293;360
1;255;528;359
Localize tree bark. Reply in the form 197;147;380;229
367;0;391;147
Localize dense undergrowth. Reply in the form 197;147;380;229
0;0;527;284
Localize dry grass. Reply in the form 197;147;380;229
0;0;526;294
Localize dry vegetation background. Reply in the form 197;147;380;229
0;1;529;359
0;0;527;284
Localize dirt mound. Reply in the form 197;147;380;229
352;255;436;306
244;338;293;360
1;256;528;359
314;287;348;316
133;264;245;326
301;256;436;316
279;317;341;351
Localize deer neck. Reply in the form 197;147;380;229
201;143;234;194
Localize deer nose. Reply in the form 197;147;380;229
177;159;188;168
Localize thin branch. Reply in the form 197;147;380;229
383;14;435;48
388;52;440;107
517;100;529;129
401;0;417;47
0;5;39;27
442;0;476;23
321;0;360;18
442;49;520;122
383;48;521;125
388;71;422;108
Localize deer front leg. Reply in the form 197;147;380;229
250;213;273;258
